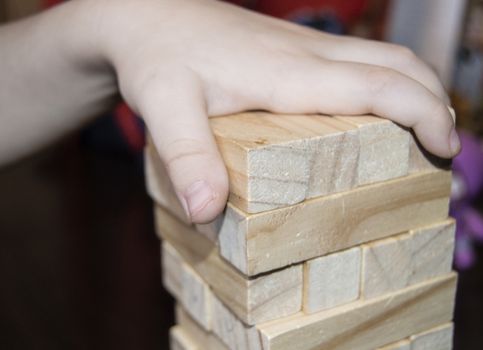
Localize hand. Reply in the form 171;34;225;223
93;0;459;223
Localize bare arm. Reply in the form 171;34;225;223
0;0;459;223
0;1;117;163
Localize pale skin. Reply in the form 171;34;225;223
0;0;460;223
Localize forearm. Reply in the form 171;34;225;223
0;0;117;165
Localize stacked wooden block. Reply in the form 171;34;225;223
145;112;457;350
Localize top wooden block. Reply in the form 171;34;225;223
148;112;446;215
210;113;352;213
212;112;416;213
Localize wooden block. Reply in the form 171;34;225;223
155;207;303;325
170;326;197;350
181;264;213;330
161;241;184;300
211;296;263;350
215;204;248;273
257;273;457;350
335;115;409;185
211;112;359;213
303;247;361;313
377;339;411;350
361;219;455;299
146;113;436;218
194;215;222;243
304;117;359;199
162;242;213;330
408;220;455;285
176;294;262;350
361;233;413;299
410;323;453;350
217;170;450;276
175;305;228;350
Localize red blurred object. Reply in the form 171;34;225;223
227;0;368;27
256;0;367;26
114;103;145;153
43;0;62;8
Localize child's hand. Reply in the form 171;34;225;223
97;0;457;222
0;0;459;223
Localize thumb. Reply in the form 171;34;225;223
139;74;228;224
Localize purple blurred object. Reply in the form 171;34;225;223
450;129;483;269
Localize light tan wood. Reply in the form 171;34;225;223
211;112;360;213
181;263;213;330
161;241;184;301
211;296;263;350
303;247;361;313
335;115;409;185
155;207;303;325
361;219;455;299
176;292;263;350
361;233;413;299
217;170;451;276
175;305;228;350
147;113;417;215
162;242;213;330
257;273;457;350
170;326;197;350
408;220;455;285
410;323;454;350
377;339;411;350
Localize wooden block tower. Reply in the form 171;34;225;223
145;112;456;350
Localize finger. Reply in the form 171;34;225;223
138;71;229;224
251;58;459;158
308;34;449;103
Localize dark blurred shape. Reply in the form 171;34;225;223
0;138;173;350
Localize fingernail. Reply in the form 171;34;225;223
183;180;216;218
449;128;461;155
447;106;456;124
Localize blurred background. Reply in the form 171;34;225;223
0;0;482;349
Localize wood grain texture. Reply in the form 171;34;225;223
161;242;213;330
410;323;453;350
303;247;361;313
408;220;455;285
335;115;409;185
176;300;261;350
218;170;451;276
170;326;197;350
175;305;228;350
155;207;303;325
257;273;457;350
211;296;263;350
211;112;359;213
361;219;455;299
181;264;213;330
161;241;184;301
146;113;439;217
361;233;413;299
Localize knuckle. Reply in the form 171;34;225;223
390;44;421;70
392;44;417;60
364;66;398;97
